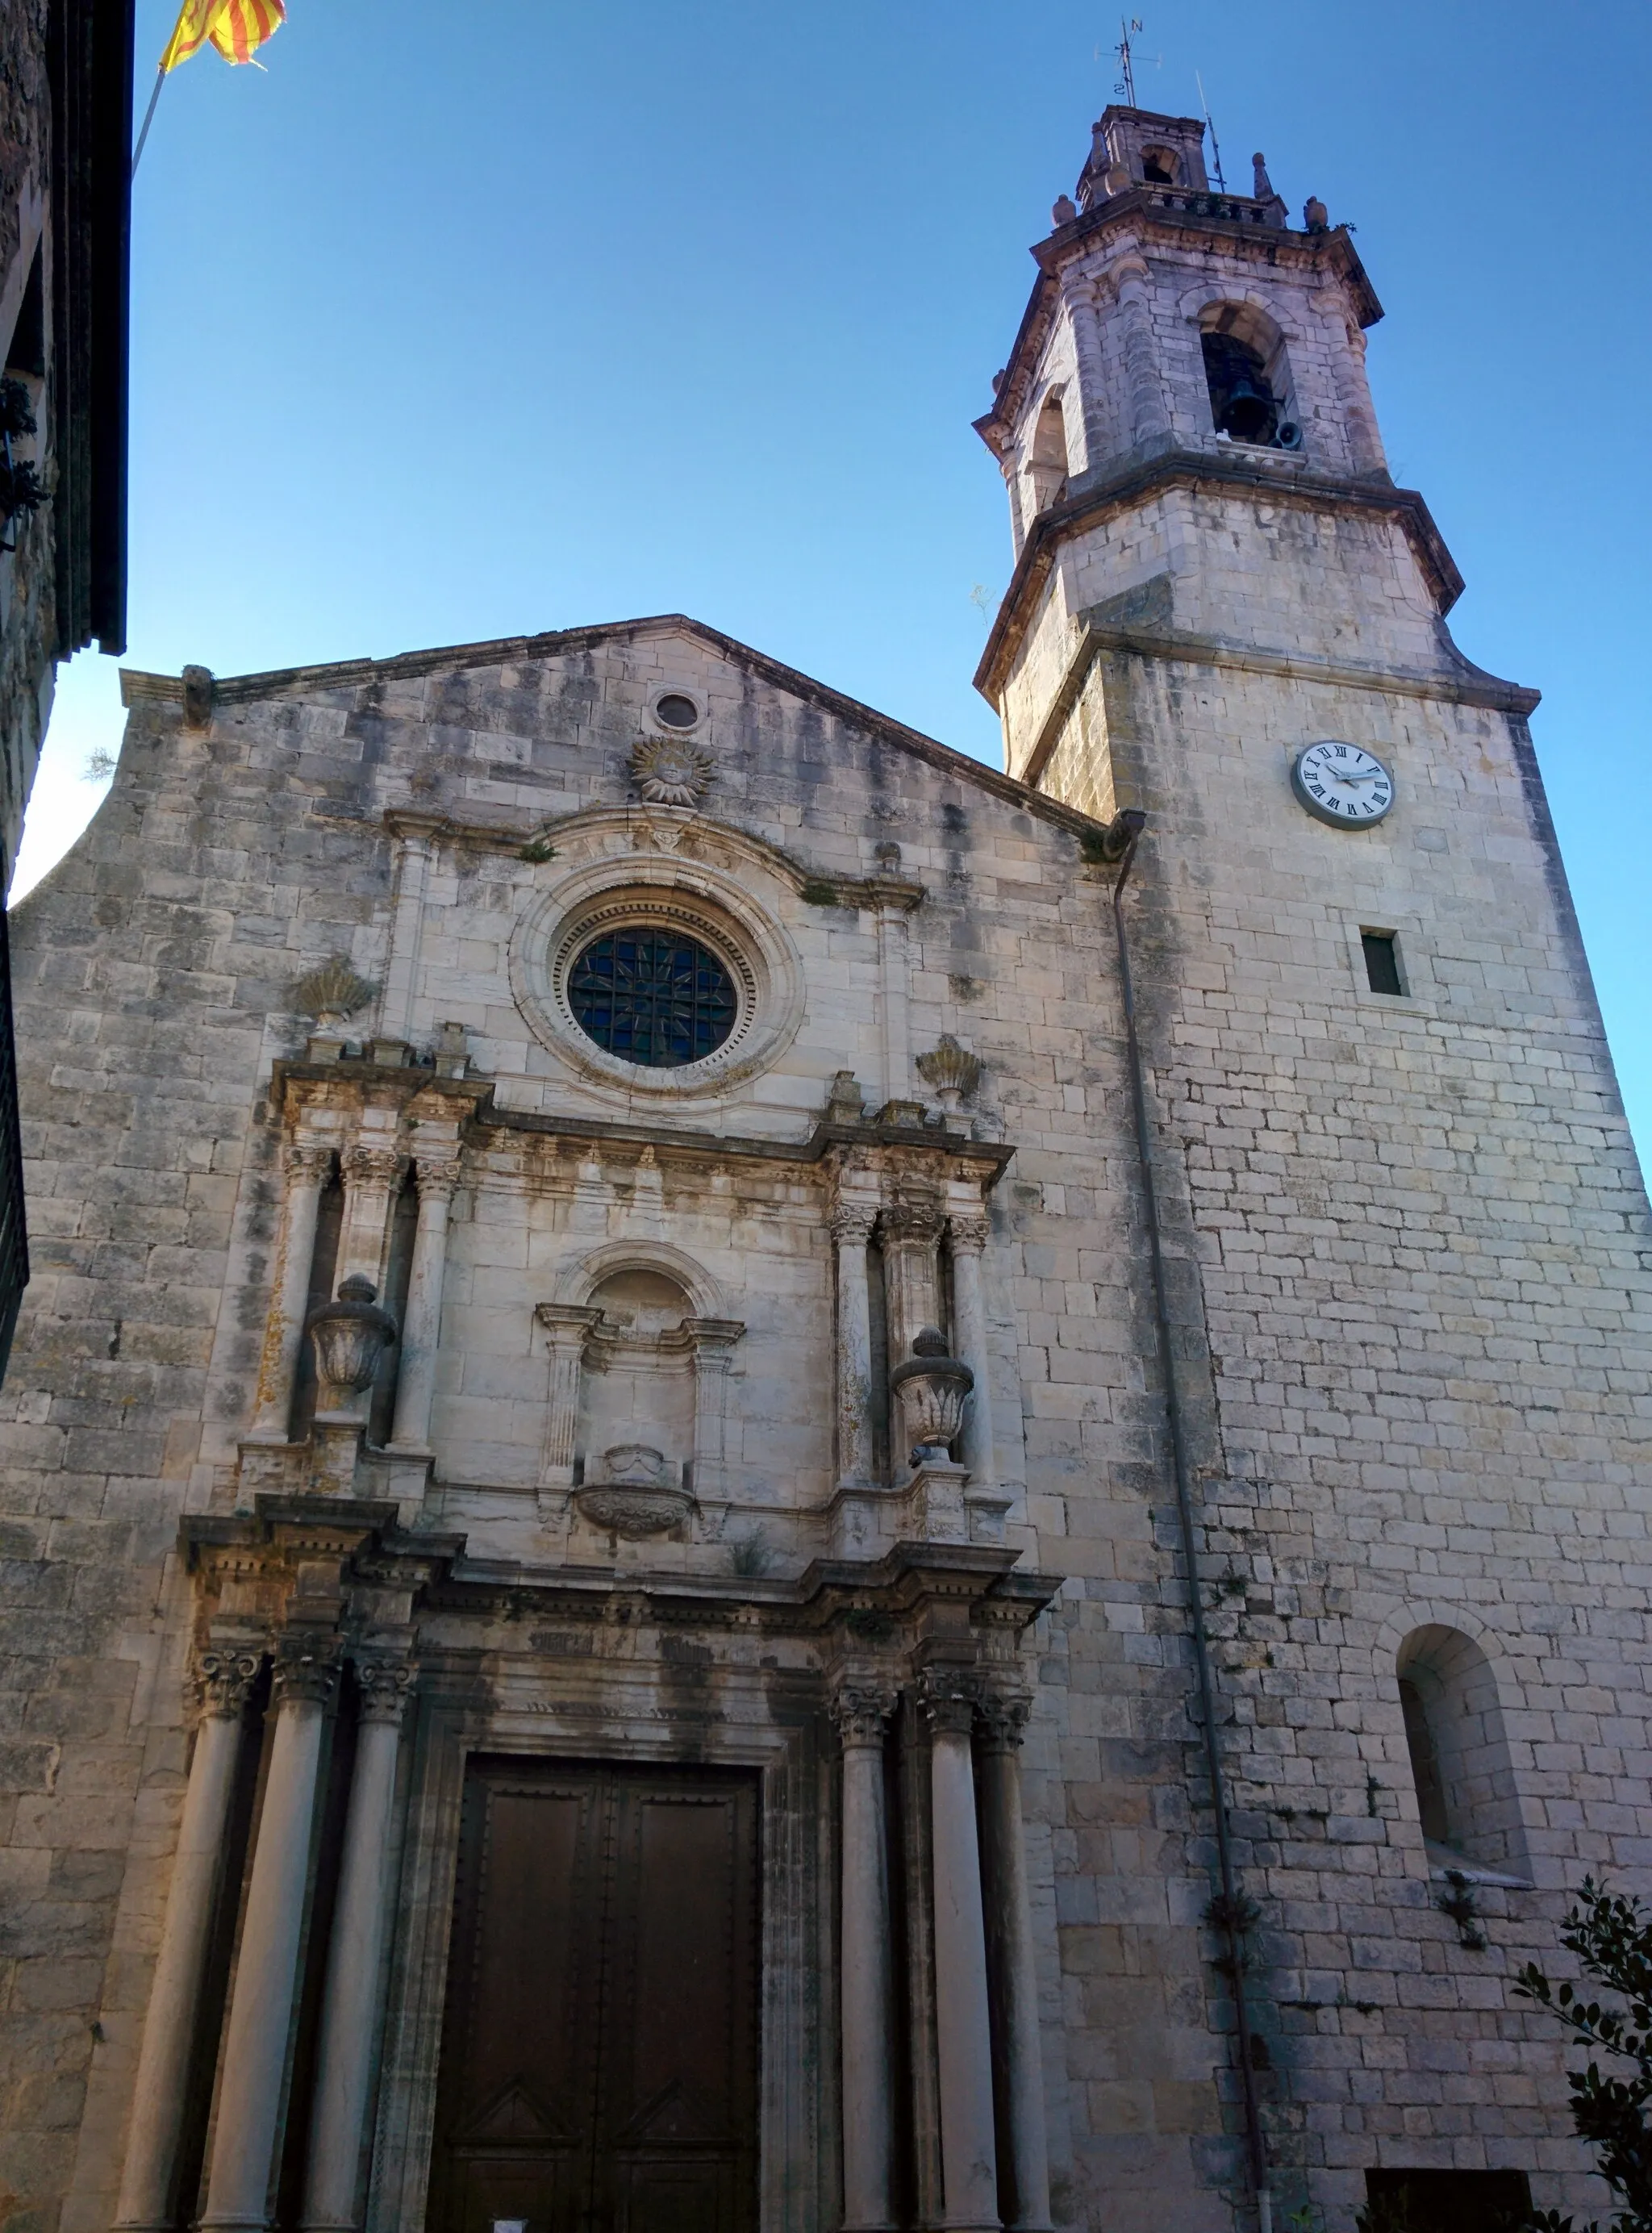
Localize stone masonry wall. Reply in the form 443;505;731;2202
0;606;1641;2233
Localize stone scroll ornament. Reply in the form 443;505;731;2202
629;733;715;808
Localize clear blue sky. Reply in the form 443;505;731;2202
19;0;1651;1167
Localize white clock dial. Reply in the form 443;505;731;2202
1291;740;1395;828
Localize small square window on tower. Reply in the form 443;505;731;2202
1361;928;1405;996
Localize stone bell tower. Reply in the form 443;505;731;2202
970;102;1480;808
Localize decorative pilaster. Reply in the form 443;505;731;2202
378;821;436;1043
977;1690;1053;2232
832;1684;899;2233
199;1647;339;2233
870;879;920;1110
388;1157;460;1454
301;1661;415;2233
946;1208;1007;1542
115;1654;261;2233
248;1141;333;1443
686;1315;745;1521
879;1200;943;1370
337;1142;403;1292
831;1204;878;1492
534;1304;602;1511
921;1675;1001;2233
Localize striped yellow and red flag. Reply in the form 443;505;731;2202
159;0;286;72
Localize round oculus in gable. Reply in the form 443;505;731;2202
1291;741;1395;829
568;926;737;1068
653;692;701;730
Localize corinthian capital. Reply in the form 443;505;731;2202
948;1214;990;1258
272;1645;340;1712
196;1651;261;1719
975;1686;1032;1754
356;1659;415;1726
879;1199;943;1249
830;1204;876;1248
342;1144;404;1190
285;1140;335;1184
918;1667;982;1738
415;1157;462;1205
830;1684;897;1748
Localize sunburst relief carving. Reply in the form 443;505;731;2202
630;733;715;808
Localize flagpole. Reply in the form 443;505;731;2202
131;64;167;178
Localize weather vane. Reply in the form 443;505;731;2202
1116;16;1142;104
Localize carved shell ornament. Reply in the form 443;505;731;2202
290;954;377;1024
630;733;715;808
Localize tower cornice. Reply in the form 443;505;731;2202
974;208;1380;459
973;447;1466;707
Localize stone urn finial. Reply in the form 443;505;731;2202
889;1326;974;1466
304;1275;397;1412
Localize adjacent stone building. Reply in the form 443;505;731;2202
1;102;1647;2233
0;0;133;1365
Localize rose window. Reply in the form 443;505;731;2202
567;929;737;1068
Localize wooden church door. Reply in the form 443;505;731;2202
428;1759;760;2233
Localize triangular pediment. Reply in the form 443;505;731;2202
119;611;1097;838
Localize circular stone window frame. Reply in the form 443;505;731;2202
509;849;806;1104
649;687;706;733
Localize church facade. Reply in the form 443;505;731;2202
2;104;1649;2233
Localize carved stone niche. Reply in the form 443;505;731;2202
546;1267;744;1541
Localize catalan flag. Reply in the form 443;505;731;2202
159;0;286;71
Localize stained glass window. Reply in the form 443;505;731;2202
568;929;736;1067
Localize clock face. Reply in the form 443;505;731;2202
1291;740;1395;828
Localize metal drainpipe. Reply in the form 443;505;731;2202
1105;811;1272;2231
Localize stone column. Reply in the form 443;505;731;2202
248;1142;333;1442
1113;259;1170;453
946;1213;997;1500
832;1684;897;2233
880;1200;943;1369
534;1304;601;1508
832;1205;878;1490
115;1653;261;2233
199;1649;338;2233
977;1692;1053;2233
300;1662;414;2233
337;1143;403;1293
388;1158;460;1453
924;1678;1000;2233
1336;315;1388;477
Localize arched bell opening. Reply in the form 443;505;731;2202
1023;390;1071;518
1199;302;1302;451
